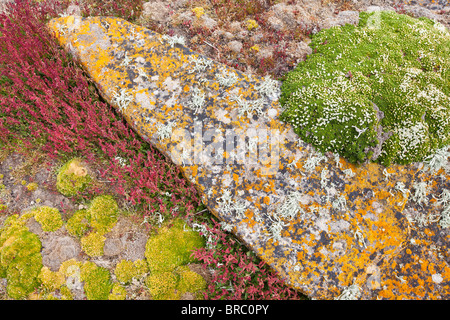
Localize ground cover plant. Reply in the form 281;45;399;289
279;10;450;166
0;0;304;299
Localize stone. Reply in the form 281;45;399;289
227;40;242;53
47;15;450;300
41;233;82;271
141;1;171;24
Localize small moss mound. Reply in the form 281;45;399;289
56;158;92;197
80;261;113;300
145;218;205;273
66;209;90;237
0;214;43;299
280;11;450;166
80;231;105;257
87;195;119;235
32;206;63;232
114;259;148;284
109;283;127;300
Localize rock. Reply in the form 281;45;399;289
200;14;217;30
41;233;82;271
65;4;81;16
227;40;242;53
141;1;171;24
47;15;450;300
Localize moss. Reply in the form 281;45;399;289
59;285;73;300
81;231;105;257
26;182;38;192
87;195;118;235
59;258;83;277
0;215;43;299
114;259;148;284
280;11;450;166
144;218;205;273
145;271;179;300
66;209;90;237
56;158;92;197
109;283;127;300
32;206;63;232
175;265;207;299
38;266;65;291
80;261;113;300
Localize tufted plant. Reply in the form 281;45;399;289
0;214;43;299
280;10;450;166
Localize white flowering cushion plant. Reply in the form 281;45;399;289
279;11;449;166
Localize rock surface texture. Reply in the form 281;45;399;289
46;15;450;299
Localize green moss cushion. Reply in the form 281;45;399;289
280;11;449;166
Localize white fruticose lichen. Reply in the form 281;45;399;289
255;75;281;100
277;191;305;221
162;34;186;48
112;88;134;112
343;168;355;179
187;87;206;114
156;120;176;141
395;181;410;199
354;228;367;248
303;151;327;173
320;168;329;189
422;145;450;175
120;52;132;66
439;205;450;228
136;67;149;80
332;194;347;212
433;189;450;207
267;214;289;242
383;168;392;181
220;221;234;232
411;181;429;206
216;189;247;219
216;68;238;87
189;55;213;74
229;94;265;119
335;284;361;300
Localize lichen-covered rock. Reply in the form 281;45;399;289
47;15;450;300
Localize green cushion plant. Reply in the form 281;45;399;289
280;11;449;166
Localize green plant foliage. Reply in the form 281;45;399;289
0;214;43;299
145;218;205;273
280;11;450;166
80;261;113;300
66;209;90;237
56;158;92;197
87;195;119;235
32;206;63;232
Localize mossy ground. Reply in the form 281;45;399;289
280;11;450;166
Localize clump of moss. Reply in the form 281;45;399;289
280;11;450;166
80;231;105;257
26;182;38;192
80;261;113;300
0;214;43;299
175;265;207;299
32;206;63;232
38;266;65;292
87;195;118;235
145;218;205;273
114;259;148;284
145;266;207;300
108;283;127;300
66;209;90;237
145;271;179;300
56;158;92;197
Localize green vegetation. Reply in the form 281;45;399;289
80;261;113;300
280;11;450;166
56;158;92;197
0;214;43;299
145;218;205;273
32;206;64;232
